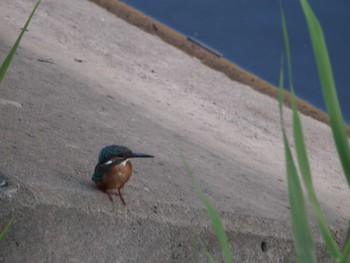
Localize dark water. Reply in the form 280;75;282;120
120;0;350;124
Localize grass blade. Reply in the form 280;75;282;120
282;129;316;263
192;234;216;263
196;188;232;263
299;0;350;188
345;220;350;249
0;217;15;242
340;238;350;263
291;90;340;259
278;66;316;263
0;0;41;84
191;235;200;263
280;4;292;85
181;153;234;263
280;6;341;259
198;237;216;263
339;221;350;263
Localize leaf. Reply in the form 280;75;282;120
339;220;350;263
191;234;200;263
278;65;316;263
280;4;341;259
197;236;216;263
0;0;42;84
300;0;350;188
181;152;234;263
0;217;15;242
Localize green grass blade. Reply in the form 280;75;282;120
299;0;350;188
292;91;340;259
280;6;341;259
181;153;234;263
339;220;350;263
192;234;216;263
0;217;15;242
191;234;200;263
278;56;284;121
291;89;340;259
278;66;316;263
280;4;293;85
196;188;232;263
198;238;216;263
345;220;350;249
339;238;350;263
282;132;316;263
0;0;41;84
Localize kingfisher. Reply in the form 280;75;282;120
92;144;154;205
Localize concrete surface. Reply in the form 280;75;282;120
0;0;349;262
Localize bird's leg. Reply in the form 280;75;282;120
116;189;126;206
107;193;114;202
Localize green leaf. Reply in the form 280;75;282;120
340;238;350;263
192;234;216;263
278;66;316;263
181;153;234;263
0;217;15;242
280;5;293;86
283;132;316;263
198;237;216;263
197;190;232;263
191;235;200;263
299;0;350;188
291;90;340;259
280;5;341;259
291;89;340;259
345;220;350;249
339;220;350;263
0;0;42;84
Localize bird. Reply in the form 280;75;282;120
92;144;154;206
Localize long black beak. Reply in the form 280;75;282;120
131;152;154;158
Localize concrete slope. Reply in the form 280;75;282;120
0;0;348;262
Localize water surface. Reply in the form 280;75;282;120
120;0;350;123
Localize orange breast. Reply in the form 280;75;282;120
96;159;133;191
